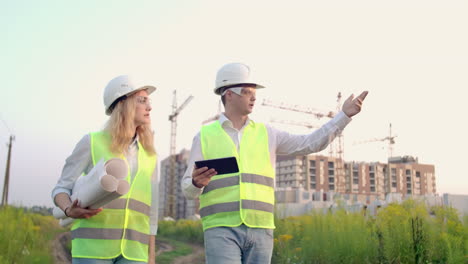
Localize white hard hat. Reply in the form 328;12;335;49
103;75;156;115
214;63;265;95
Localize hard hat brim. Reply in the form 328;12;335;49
137;85;157;95
214;83;265;95
105;85;157;115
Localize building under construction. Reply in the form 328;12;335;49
275;154;435;205
159;148;436;219
158;149;199;220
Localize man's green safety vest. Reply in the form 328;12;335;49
199;121;275;231
71;131;156;262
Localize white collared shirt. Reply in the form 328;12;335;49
181;111;351;199
51;134;159;235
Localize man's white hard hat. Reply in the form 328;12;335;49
214;63;265;95
103;75;156;115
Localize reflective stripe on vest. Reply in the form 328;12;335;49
199;200;274;217
202;173;274;194
104;198;151;216
199;121;275;231
71;131;156;262
72;228;150;245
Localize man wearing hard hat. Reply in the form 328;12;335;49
181;63;368;263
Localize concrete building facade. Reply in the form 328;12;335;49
276;155;346;193
158;149;437;219
275;154;436;204
159;149;199;219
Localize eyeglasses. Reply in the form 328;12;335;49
136;96;152;106
240;88;256;97
221;87;256;97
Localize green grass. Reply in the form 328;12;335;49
156;237;193;264
0;206;64;264
157;219;204;245
155;202;467;263
3;202;465;264
272;200;468;264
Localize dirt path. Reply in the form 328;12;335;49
52;232;203;264
155;239;174;256
51;232;71;264
172;243;205;264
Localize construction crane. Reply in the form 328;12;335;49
332;93;345;193
262;92;344;158
270;118;318;129
353;123;397;159
262;93;346;192
166;90;193;218
262;99;335;119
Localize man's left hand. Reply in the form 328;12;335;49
342;91;368;117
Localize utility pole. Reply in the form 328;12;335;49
1;135;14;207
166;91;193;218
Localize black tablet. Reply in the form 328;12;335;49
195;156;239;175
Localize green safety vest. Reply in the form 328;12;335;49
199;121;275;231
71;131;156;262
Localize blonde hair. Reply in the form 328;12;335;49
104;93;156;156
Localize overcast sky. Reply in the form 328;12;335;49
1;0;467;207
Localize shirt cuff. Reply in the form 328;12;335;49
186;181;204;198
150;224;158;235
334;111;352;129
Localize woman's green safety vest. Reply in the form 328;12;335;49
199;121;275;231
71;131;156;262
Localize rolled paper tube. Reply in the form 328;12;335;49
91;180;131;208
100;174;120;192
53;175;119;220
116;180;130;195
82;176;121;208
53;207;66;219
73;160;106;191
59;217;73;227
105;158;128;180
73;176;118;208
53;158;129;224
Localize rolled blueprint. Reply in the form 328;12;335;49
58;179;131;227
88;179;130;209
53;158;129;223
104;158;128;180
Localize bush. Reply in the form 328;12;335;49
272;200;468;264
158;219;204;244
0;206;63;264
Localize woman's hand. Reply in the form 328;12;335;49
66;199;102;219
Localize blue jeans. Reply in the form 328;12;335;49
204;225;274;264
72;255;146;264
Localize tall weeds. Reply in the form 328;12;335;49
0;206;62;264
272;200;467;264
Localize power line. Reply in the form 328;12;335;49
0;114;12;135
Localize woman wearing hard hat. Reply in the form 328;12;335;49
52;75;159;264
